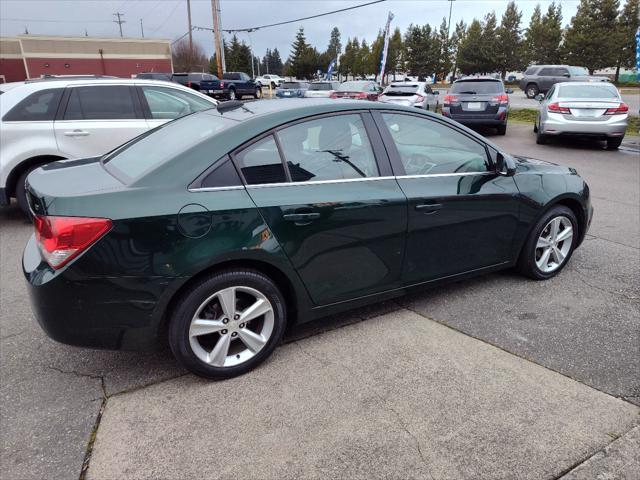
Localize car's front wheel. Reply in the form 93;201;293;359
517;205;578;280
254;87;262;99
169;270;287;379
525;83;539;99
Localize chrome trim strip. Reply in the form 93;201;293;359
398;172;493;179
246;176;397;189
188;185;245;192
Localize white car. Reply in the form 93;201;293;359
378;82;440;111
0;77;217;213
304;81;340;98
255;74;284;89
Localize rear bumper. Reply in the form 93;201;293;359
0;187;8;206
443;111;508;126
540;115;627;138
23;234;181;351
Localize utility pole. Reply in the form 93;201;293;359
140;19;144;38
113;12;125;38
211;0;225;77
186;0;193;51
445;0;455;82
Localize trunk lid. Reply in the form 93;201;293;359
26;157;126;217
450;94;499;115
557;99;621;121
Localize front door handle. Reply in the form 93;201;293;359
415;203;442;214
64;129;90;137
283;212;320;222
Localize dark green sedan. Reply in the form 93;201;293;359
23;99;593;379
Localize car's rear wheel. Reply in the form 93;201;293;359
536;128;548;145
517;205;577;280
525;83;539;99
16;165;39;217
228;88;237;100
169;270;287;379
606;137;623;150
254;87;262;99
270;82;277;89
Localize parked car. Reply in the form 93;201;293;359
276;81;310;98
379;82;439;111
0;78;217;214
331;81;381;101
136;72;172;82
534;82;628;149
303;81;340;98
23;99;592;379
221;72;261;100
442;77;512;135
519;65;609;99
255;74;284;89
171;72;218;92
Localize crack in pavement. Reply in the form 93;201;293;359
574;269;640;303
1;330;26;340
294;339;436;480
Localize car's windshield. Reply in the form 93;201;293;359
103;113;235;183
568;67;589;76
281;82;302;89
558;84;619;99
451;81;502;94
308;83;333;91
383;84;420;96
339;82;368;92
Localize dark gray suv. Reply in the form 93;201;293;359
519;65;609;98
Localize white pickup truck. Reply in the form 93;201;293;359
254;74;284;89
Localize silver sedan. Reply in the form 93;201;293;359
534;82;628;150
378;82;439;111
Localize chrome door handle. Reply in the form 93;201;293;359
64;129;90;137
283;212;320;222
415;203;442;214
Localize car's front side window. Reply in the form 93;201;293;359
381;113;490;175
276;114;379;182
63;86;137;120
141;86;213;119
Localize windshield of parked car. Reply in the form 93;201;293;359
339;82;369;92
102;113;235;183
308;83;333;91
568;67;589;76
450;80;503;94
281;82;303;89
383;84;420;96
558;84;619;99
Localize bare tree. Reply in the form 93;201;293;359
172;39;208;72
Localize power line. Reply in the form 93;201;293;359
113;12;126;37
149;0;182;35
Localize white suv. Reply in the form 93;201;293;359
254;74;284;89
0;77;217;213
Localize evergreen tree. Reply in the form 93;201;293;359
563;0;620;73
495;1;524;78
450;20;467;80
457;19;484;75
224;34;252;73
524;3;563;65
326;27;342;61
480;12;499;73
356;39;371;77
434;18;452;81
387;27;404;81
523;4;545;65
339;37;360;77
269;48;284;75
614;0;639;81
404;24;437;78
286;28;312;78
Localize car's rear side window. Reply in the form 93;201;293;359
200;157;242;188
3;88;63;121
234;135;287;185
277;114;379;182
525;66;539;75
141;86;213;119
63;86;137;120
103;113;234;182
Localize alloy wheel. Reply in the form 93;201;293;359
188;286;274;367
535;216;573;273
229;89;236;100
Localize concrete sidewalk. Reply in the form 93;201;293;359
88;309;639;480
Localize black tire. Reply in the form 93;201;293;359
168;269;287;379
497;124;507;135
228;88;236;101
606;137;623;150
536;128;548;145
525;83;539;99
533;122;538;133
254;87;262;99
270;82;277;89
517;205;578;280
16;165;38;217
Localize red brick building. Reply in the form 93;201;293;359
0;35;173;82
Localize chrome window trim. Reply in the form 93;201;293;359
187;171;491;192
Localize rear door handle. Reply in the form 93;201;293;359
283;212;320;222
64;129;90;137
415;203;442;214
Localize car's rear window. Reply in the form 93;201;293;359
558;84;619;99
383;85;420;95
281;82;303;89
103;113;235;183
308;83;333;91
339;82;369;91
450;80;503;94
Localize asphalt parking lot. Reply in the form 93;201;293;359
1;124;638;480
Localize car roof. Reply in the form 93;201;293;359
554;81;619;88
455;76;501;82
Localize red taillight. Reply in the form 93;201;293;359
492;93;509;104
187;81;192;88
443;94;458;105
414;94;425;103
548;102;571;114
220;81;225;88
604;103;629;115
34;215;112;269
356;92;368;99
330;92;338;99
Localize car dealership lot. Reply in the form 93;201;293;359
1;125;638;479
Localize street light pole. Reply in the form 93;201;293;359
445;0;455;82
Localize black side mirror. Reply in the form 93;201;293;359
496;152;516;177
535;93;545;102
505;88;514;94
563;72;570;77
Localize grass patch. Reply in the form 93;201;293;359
507;108;638;137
